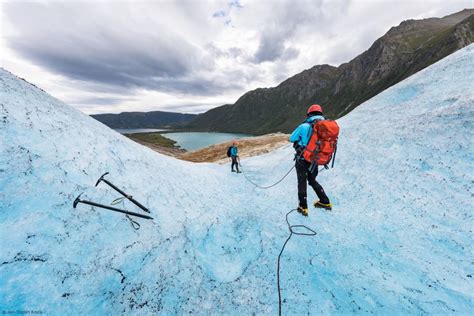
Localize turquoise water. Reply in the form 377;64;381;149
164;132;251;151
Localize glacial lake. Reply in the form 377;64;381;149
164;132;251;151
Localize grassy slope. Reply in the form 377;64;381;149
126;132;178;148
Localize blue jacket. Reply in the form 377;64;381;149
230;146;238;157
289;115;325;147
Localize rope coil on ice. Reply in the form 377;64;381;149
277;209;317;316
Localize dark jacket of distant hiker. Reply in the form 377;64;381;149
230;141;240;172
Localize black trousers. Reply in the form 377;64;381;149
295;159;330;208
231;157;239;171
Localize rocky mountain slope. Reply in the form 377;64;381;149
187;9;473;134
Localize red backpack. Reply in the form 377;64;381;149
302;120;340;167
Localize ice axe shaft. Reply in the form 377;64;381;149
73;195;154;220
96;172;150;213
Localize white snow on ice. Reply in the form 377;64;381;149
1;45;473;314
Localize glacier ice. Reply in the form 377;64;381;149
0;45;473;314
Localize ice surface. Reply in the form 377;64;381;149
1;45;473;314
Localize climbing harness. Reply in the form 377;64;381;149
277;209;317;316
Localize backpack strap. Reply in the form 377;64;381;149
308;121;321;161
295;120;315;150
331;140;338;168
303;119;317;148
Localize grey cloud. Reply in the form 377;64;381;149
252;0;325;63
205;44;244;59
158;102;221;114
227;47;243;58
73;96;134;106
281;47;299;61
254;42;299;63
273;71;289;84
3;2;230;95
253;34;287;63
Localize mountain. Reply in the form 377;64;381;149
91;110;197;129
1;45;473;314
187;9;474;134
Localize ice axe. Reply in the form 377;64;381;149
95;172;150;213
73;193;153;220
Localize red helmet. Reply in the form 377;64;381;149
307;104;322;115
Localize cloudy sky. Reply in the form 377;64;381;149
0;0;471;114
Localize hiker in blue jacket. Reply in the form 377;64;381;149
230;140;241;173
289;104;331;216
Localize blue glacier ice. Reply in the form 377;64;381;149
1;45;473;314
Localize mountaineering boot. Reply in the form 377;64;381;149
297;206;309;216
314;201;332;210
231;169;236;172
237;170;242;173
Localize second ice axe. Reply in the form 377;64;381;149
95;172;150;213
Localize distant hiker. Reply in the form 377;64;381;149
289;104;339;216
227;140;241;173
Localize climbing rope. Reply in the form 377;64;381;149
238;158;295;190
277;209;317;316
235;154;325;314
237;153;327;190
126;215;140;230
